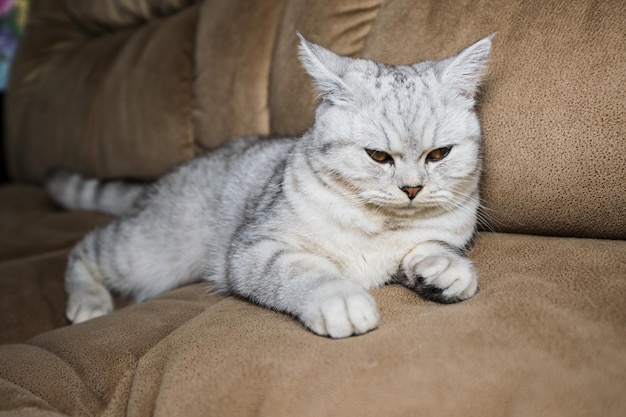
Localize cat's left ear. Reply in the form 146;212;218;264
297;33;353;105
437;34;495;99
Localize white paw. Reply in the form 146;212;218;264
403;242;478;303
66;284;113;324
300;280;379;338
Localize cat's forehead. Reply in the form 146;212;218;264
349;64;444;120
349;64;445;151
349;60;437;91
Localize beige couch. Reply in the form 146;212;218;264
1;0;625;415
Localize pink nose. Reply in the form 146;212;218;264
400;185;423;200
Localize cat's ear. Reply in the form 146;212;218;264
297;33;352;105
437;34;495;99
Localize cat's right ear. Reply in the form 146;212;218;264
297;33;353;105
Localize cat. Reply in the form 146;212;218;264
47;34;493;338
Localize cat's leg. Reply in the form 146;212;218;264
65;230;116;323
399;241;478;303
65;217;202;323
65;242;114;323
228;241;379;338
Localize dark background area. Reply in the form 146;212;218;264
0;92;8;183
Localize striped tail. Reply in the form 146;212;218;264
46;168;148;216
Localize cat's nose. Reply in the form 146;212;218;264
400;185;423;200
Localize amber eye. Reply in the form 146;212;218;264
366;149;394;164
426;146;452;162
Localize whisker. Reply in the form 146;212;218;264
441;188;510;232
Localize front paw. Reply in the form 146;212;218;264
401;242;478;303
300;280;379;338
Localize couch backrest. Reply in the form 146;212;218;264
6;0;626;239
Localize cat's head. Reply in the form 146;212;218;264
298;34;493;216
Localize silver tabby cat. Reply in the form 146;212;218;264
47;34;493;338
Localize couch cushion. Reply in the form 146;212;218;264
7;0;288;182
6;2;199;181
62;0;197;34
1;232;624;416
0;285;219;416
192;0;284;151
0;185;111;263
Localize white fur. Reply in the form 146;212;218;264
51;35;493;338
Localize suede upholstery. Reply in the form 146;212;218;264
1;0;625;415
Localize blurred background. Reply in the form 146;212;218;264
0;0;29;183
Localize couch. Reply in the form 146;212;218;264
1;0;625;415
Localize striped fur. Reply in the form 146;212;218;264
50;35;493;338
47;168;146;216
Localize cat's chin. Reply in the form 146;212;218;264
371;201;444;218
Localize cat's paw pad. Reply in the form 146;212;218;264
403;243;478;303
301;280;379;338
66;285;113;324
